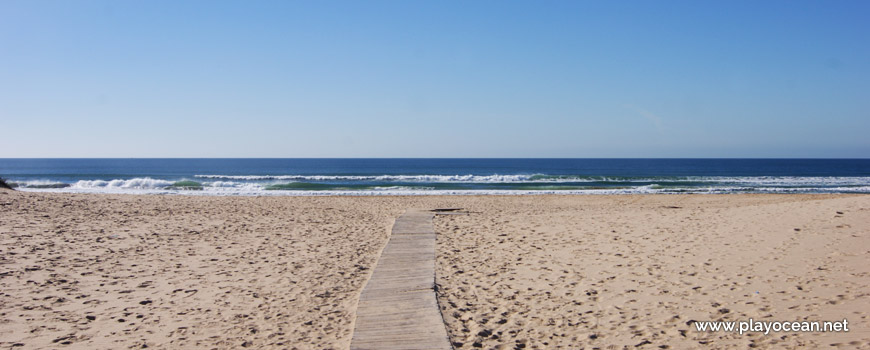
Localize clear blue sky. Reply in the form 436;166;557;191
1;0;868;158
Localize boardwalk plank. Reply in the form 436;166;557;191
350;210;452;350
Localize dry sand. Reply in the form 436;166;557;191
435;195;870;349
0;191;407;349
0;190;868;349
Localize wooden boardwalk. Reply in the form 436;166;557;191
350;209;452;350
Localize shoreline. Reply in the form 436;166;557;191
12;188;870;197
1;191;868;349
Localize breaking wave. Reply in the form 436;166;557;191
194;174;533;182
9;175;870;196
193;174;870;186
72;178;175;189
7;180;71;189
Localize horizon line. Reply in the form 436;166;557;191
2;157;869;160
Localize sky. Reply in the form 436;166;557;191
1;0;868;158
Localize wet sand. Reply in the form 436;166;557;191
1;190;868;349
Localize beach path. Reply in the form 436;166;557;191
350;209;452;350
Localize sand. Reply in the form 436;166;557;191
435;195;870;349
1;191;868;349
0;191;407;349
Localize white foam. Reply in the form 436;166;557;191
194;174;536;182
72;178;174;189
8;180;69;188
191;174;870;186
201;181;265;192
25;183;870;196
12;175;870;196
678;176;870;186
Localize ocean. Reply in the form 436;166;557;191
2;158;869;195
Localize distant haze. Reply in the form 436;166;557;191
1;1;868;158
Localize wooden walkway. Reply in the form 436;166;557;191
350;209;452;350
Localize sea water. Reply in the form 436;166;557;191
2;158;869;195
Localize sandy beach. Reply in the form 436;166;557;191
435;194;870;349
1;190;868;349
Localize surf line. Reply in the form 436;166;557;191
350;209;452;350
